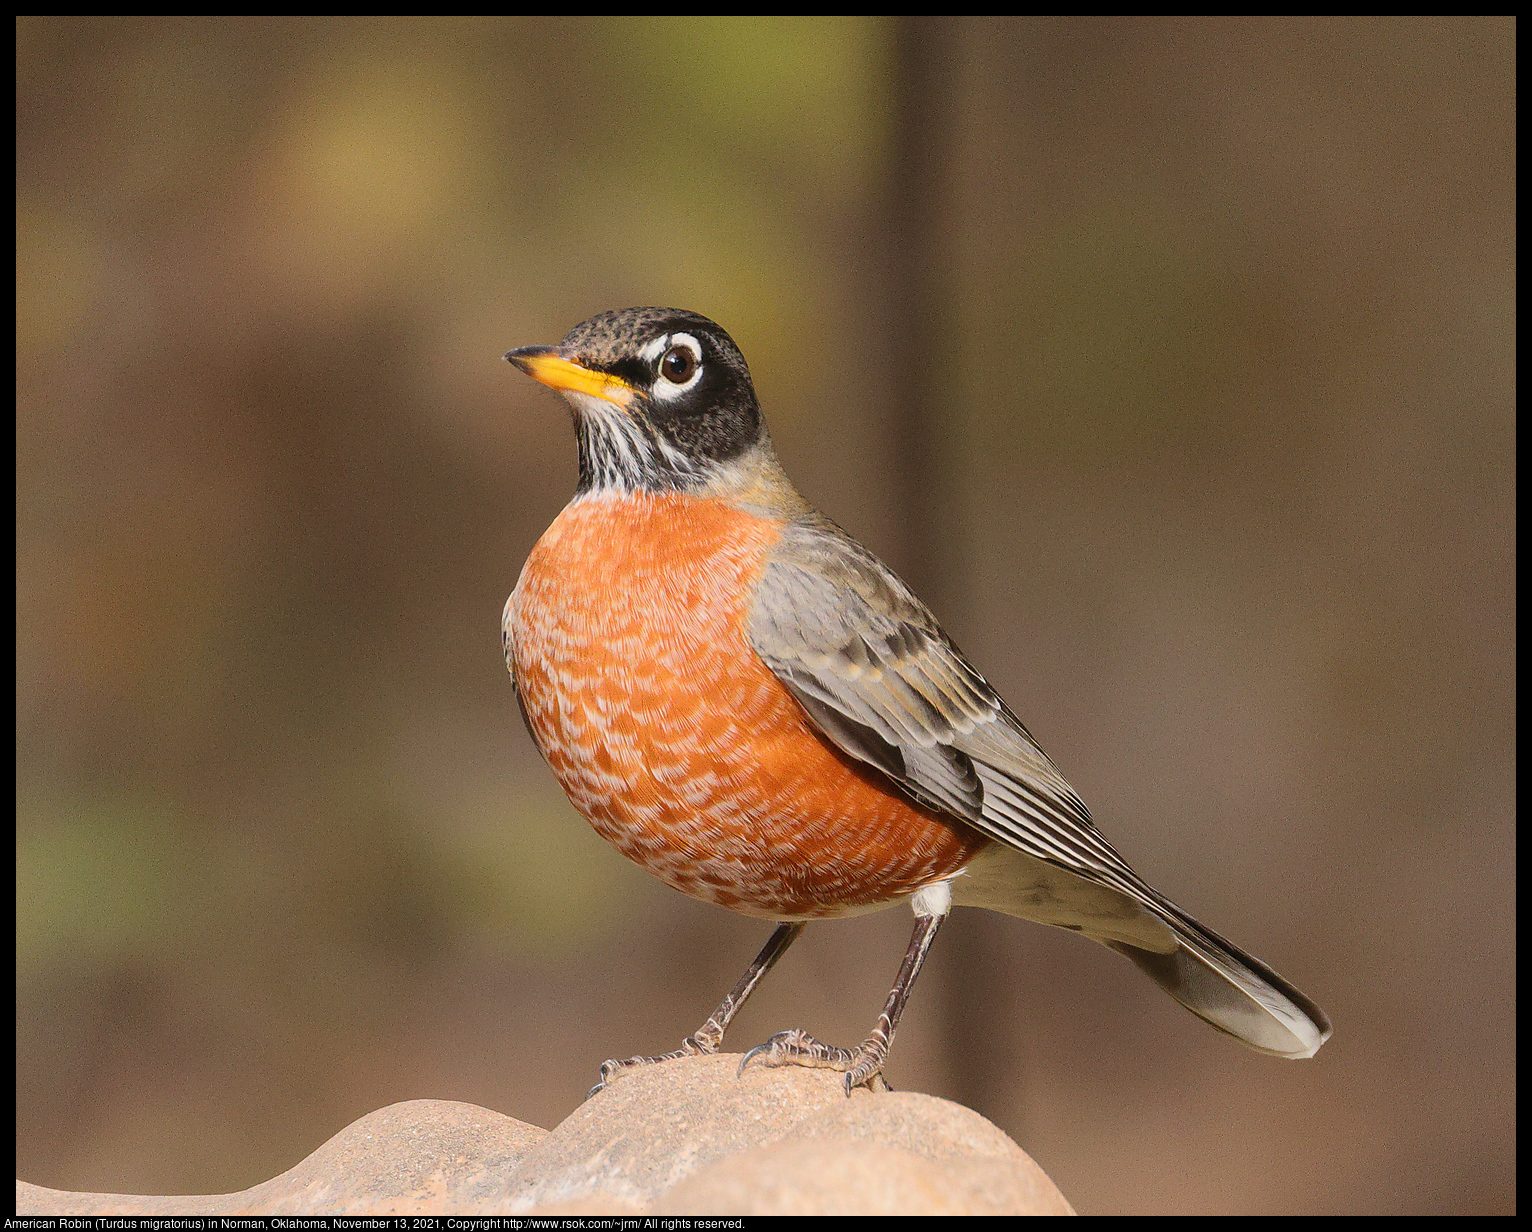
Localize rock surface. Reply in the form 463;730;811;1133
17;1053;1074;1216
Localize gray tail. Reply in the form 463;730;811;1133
1105;890;1331;1059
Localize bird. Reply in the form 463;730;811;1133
502;306;1331;1096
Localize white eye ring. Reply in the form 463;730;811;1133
646;332;704;400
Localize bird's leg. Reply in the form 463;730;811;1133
589;921;805;1096
740;882;950;1095
681;920;806;1054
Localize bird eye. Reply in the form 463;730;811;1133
660;344;699;385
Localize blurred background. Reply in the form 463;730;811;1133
16;16;1513;1216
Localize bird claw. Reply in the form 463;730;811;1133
737;1028;892;1094
739;1028;856;1073
586;1033;718;1099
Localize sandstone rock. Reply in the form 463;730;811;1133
17;1053;1072;1215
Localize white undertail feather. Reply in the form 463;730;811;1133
910;878;953;919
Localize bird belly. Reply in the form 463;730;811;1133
507;491;984;920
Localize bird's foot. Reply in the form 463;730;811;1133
738;1028;892;1095
587;1032;720;1099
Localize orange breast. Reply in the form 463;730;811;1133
507;491;983;920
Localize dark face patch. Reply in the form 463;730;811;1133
557;308;767;491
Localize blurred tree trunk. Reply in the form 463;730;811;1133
885;15;1016;1124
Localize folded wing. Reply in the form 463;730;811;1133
747;515;1330;1058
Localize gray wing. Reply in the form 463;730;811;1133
746;515;1151;902
748;517;1333;1059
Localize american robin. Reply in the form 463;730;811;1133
503;307;1331;1095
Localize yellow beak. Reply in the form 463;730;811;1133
505;346;635;406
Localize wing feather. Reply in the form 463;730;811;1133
748;516;1146;892
745;516;1330;1059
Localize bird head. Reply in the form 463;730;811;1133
507;307;769;496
